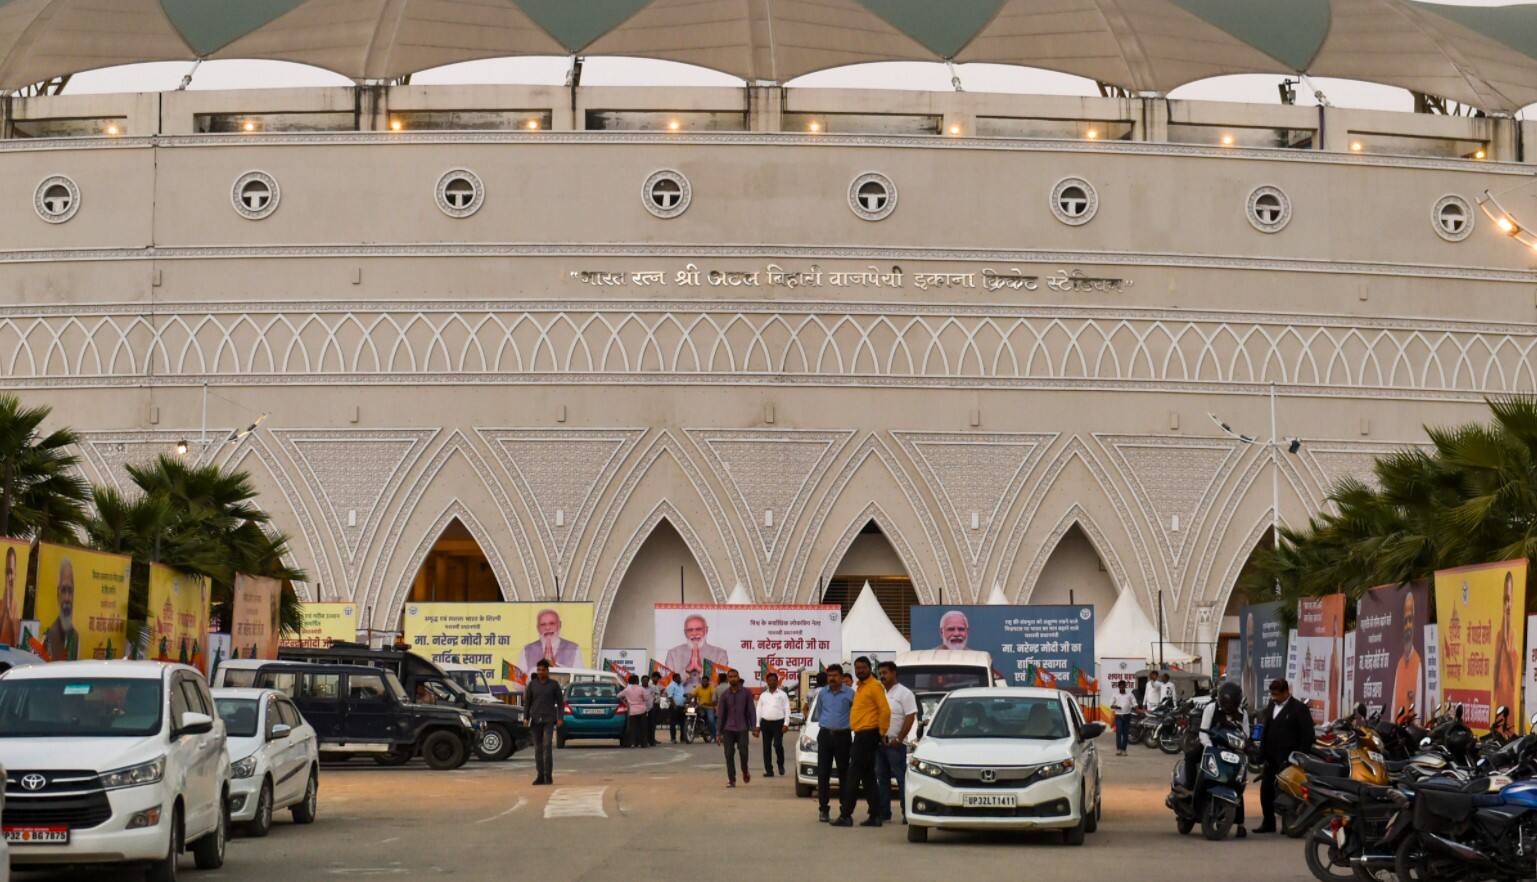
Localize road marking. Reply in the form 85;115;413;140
474;796;528;824
544;786;608;819
378;836;399;844
630;749;689;768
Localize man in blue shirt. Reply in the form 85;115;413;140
665;673;689;743
815;663;855;823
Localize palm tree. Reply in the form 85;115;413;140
0;393;87;539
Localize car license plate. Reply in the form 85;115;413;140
5;826;69;845
579;708;605;716
962;793;1017;808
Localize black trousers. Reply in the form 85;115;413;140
841;729;882;819
530;720;556;780
626;713;648;747
669;706;685;741
817;728;852;812
761;719;785;773
648;707;661;745
1260;758;1282;826
722;730;749;782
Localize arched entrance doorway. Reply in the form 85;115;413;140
606;519;712;653
408;518;502;603
821;521;917;638
1031;524;1118;623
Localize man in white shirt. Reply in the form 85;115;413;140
754;671;791;777
876;660;919;823
1109;680;1138;755
1144;672;1173;709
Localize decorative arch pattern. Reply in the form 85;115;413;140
810;502;937;606
378;500;517;628
592;500;727;650
1017;504;1136;611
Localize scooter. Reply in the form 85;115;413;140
1167;723;1249;841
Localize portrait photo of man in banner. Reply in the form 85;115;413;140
0;538;30;647
1356;581;1429;718
910;605;1096;692
404;602;594;694
1436;559;1528;734
34;543;130;661
232;574;283;660
147;564;209;671
653;605;842;689
1240;601;1289;706
1295;595;1345;726
280;602;359;649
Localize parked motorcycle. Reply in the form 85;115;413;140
1167;723;1249;840
1157;700;1196;755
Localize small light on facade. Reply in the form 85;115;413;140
1475;148;1486;160
1086;128;1099;140
389;118;403;132
105;124;120;136
1497;216;1518;235
1220;133;1234;146
175;440;189;456
526;119;540;130
242;120;256;133
1350;141;1364;152
948;124;961;136
808;120;822;133
667;119;681;131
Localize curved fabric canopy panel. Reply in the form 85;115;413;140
1;0;1537;110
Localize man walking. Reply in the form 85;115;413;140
645;673;663;746
717;671;756;787
875;660;917;823
523;659;564;785
833;656;890;828
1111;680;1137;755
666;673;688;743
815;663;854;824
1256;678;1315;833
713;672;731;741
619;674;650;748
755;671;790;777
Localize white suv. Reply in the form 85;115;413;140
0;661;230;881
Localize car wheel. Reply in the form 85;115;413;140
145;804;183;882
244;779;273;838
422;730;469;770
192;794;227;869
1063;810;1087;846
290;769;318;824
907;824;928;843
375;748;412;766
794;782;813;798
475;725;514;761
1083;787;1099;834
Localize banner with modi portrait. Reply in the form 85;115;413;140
33;543;130;661
1356;580;1430;719
147;563;209;671
232;574;283;660
0;537;31;648
404;602;594;692
1435;559;1527;734
652;604;842;689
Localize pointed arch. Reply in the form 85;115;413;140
1017;505;1134;612
218;430;333;602
810;502;935;607
593;500;724;651
377;500;515;629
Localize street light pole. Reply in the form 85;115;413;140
1269;382;1280;597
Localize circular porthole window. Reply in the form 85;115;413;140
435;169;484;218
231;171;280;220
1049;177;1098;226
848;172;897;221
1246;185;1291;233
642;169;691;219
33;175;80;224
1432;194;1474;242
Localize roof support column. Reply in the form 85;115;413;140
1490;115;1518;162
1134;96;1166;143
749;84;781;132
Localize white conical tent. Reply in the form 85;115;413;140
841;581;909;656
1095;589;1197;663
726;583;753;605
985;584;1010;605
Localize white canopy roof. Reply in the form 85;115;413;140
841;581;909;655
725;582;753;605
1095;589;1196;664
984;584;1010;605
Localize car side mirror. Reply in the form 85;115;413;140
269;723;292;741
178;711;214;737
1080;721;1106;740
916;722;927;739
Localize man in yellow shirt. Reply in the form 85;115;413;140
833;656;891;828
693;680;717;744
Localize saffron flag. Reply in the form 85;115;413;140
501;660;528;686
702;657;736;682
605;658;632;679
650;660;674;682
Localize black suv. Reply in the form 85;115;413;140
246;661;477;770
277;644;527;761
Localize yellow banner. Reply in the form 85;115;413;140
281;602;358;649
1436;559;1528;735
148;563;209;671
402;602;594;690
0;538;30;648
34;543;130;662
232;574;283;660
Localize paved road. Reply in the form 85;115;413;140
15;741;1313;881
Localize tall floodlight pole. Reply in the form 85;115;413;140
1211;387;1302;599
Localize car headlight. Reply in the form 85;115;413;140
101;757;165;790
908;758;945;779
1036;758;1075;780
230;756;259;779
799;734;816;753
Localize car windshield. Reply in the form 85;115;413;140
928;696;1069;740
569;684;618;700
383;671;409;703
215;697;260;737
449;670;491;694
0;677;163;737
897;666;988;693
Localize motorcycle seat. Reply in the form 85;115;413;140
1297;756;1348;778
1416;777;1489;795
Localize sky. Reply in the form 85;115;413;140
54;0;1528;116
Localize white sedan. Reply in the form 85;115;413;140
212;688;319;837
904;687;1104;845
